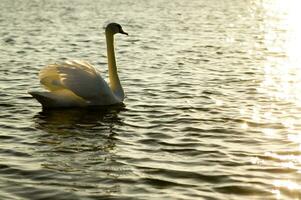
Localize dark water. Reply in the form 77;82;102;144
1;0;301;199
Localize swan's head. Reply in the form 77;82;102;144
105;23;128;36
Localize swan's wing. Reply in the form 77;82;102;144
39;60;112;101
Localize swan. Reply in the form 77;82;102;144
28;23;128;108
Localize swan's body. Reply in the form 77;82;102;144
29;23;128;108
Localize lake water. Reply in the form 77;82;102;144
1;0;301;199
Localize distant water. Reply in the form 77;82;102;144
1;0;301;199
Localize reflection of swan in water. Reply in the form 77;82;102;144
34;105;125;134
31;107;128;198
33;106;126;180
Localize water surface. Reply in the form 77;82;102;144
1;0;301;199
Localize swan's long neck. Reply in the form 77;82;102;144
106;31;124;101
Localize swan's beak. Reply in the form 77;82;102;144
120;29;128;35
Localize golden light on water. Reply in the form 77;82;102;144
262;128;277;138
273;180;301;199
264;152;301;165
255;1;301;198
260;0;301;105
274;180;301;190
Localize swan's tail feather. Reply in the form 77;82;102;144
28;90;87;108
28;91;56;108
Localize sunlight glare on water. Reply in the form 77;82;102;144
260;0;301;104
258;0;301;199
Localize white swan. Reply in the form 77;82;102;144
29;23;128;108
